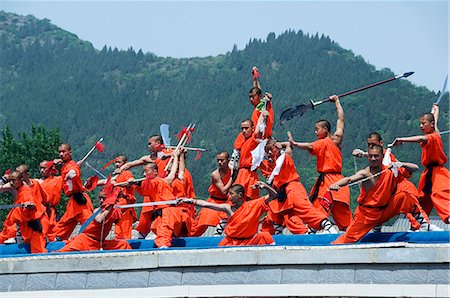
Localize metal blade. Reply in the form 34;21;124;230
279;102;314;125
160;124;171;146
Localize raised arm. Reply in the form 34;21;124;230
287;131;313;151
252;181;278;204
431;104;440;133
330;95;344;146
94;205;112;223
178;150;186;182
275;141;293;158
164;149;180;185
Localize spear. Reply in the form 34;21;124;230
279;72;414;124
78;138;104;165
432;74;448;110
163;123;195;172
114;199;179;209
0;203;25;210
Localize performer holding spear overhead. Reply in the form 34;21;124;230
288;95;352;231
390;103;450;225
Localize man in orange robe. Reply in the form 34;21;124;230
57;190;131;252
181;182;276;246
234;114;266;201
332;145;422;244
7;171;48;253
263;139;337;234
54;144;94;240
131;150;191;247
39;160;63;241
391;104;449;224
111;155;138;240
352;132;430;231
190;152;234;236
288;95;351;231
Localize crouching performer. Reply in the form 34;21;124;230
180;182;276;246
331;145;425;244
57;190;131;252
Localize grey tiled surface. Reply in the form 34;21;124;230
1;262;448;292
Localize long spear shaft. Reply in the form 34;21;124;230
280;72;414;124
79;138;103;165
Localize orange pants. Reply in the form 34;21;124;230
0;211;18;243
55;195;93;240
46;206;58;242
114;209;136;239
57;233;131;252
313;199;352;231
333;191;425;244
135;210;157;236
219;232;274;246
234;168;259;200
20;222;47;253
260;210;308;234
190;197;228;237
418;165;450;223
269;181;328;231
154;207;191;248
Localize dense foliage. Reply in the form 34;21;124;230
0;11;448;213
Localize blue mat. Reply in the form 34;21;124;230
1;231;448;257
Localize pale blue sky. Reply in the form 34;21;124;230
1;1;448;92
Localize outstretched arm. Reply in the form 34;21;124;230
180;198;233;217
390;135;428;147
330;95;344;146
287;131;313;151
329;169;368;191
117;155;153;174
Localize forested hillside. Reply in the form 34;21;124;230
0;11;448;201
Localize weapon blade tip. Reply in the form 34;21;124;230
404;71;414;78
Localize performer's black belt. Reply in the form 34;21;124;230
359;203;388;210
423;162;439;195
309;172;341;202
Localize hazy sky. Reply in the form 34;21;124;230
1;1;448;92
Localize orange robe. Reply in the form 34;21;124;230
9;185;47;253
40;175;63;241
135;177;174;236
267;154;326;232
234;134;260;200
114;171;137;239
219;197;274;246
234;102;275;149
190;169;231;236
155;148;173;178
55;160;94;240
308;137;351;230
58;207;130;252
333;167;420;244
417;132;450;223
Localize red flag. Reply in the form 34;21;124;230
252;67;261;80
102;158;118;170
95;141;105;153
194;150;203;161
176;127;195;143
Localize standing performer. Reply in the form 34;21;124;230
110;155;137;240
57;190;131;252
54;144;94;240
331;145;423;244
391;104;450;224
288;95;352;231
230;67;275;169
190;151;234;236
181;182;277;246
7;171;48;253
233;113;266;201
264;139;337;234
39;160;63;241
